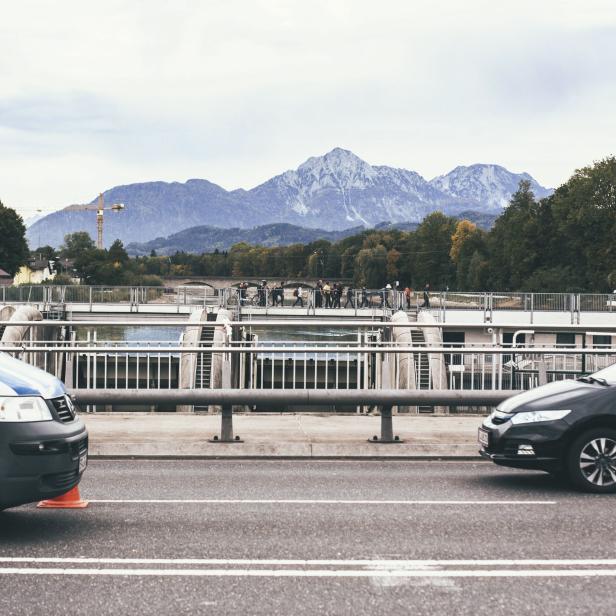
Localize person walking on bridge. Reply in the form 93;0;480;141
315;280;323;308
257;280;267;307
360;286;369;308
333;283;342;308
381;283;392;309
422;283;431;308
344;284;355;308
323;282;332;308
293;285;304;307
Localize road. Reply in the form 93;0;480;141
1;460;614;615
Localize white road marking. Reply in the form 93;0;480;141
1;567;616;578
86;499;556;505
1;557;614;567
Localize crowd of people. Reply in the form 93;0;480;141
236;280;432;310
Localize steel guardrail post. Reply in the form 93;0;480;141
368;405;402;443
209;404;242;443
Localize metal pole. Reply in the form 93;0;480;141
368;405;402;443
530;293;534;324
72;388;515;407
537;361;548;386
209;404;242;443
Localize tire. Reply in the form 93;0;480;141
566;428;616;493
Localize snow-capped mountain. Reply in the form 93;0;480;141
430;164;553;211
27;148;552;248
244;148;452;228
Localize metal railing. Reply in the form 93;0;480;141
4;287;616;321
2;340;615;415
2;319;616;415
0;285;218;309
220;289;616;323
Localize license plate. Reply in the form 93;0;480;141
78;453;88;473
478;428;490;448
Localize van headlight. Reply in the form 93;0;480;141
0;397;53;422
510;410;571;425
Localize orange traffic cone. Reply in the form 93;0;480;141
37;485;89;509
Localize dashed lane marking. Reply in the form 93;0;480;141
86;499;556;505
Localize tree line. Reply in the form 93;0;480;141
2;156;615;291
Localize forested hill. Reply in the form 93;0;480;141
126;223;364;256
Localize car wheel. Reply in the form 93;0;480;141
567;428;616;493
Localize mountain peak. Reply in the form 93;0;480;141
297;147;371;176
430;164;552;210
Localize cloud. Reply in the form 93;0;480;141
0;0;615;211
0;93;120;133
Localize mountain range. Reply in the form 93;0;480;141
27;148;552;249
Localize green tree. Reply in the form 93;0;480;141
355;245;388;287
466;250;489;290
30;245;57;261
486;181;545;289
548;156;616;290
60;232;96;259
411;212;457;288
0;200;29;276
450;220;488;289
108;239;129;265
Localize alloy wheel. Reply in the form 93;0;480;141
579;438;616;487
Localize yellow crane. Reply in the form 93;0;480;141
69;193;125;249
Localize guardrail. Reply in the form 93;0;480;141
0;285;217;309
4;287;616;320
69;388;515;443
220;289;616;320
2;320;615;412
2;342;614;407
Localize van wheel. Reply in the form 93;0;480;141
566;428;616;493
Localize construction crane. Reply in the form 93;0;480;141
69;193;125;249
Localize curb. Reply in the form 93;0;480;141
89;454;485;461
87;442;483;460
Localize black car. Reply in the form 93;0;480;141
479;365;616;493
0;352;88;510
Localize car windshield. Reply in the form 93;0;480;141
584;362;616;384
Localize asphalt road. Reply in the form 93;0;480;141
1;460;615;615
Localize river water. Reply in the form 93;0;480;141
75;325;183;343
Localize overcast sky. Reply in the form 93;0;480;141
1;0;615;217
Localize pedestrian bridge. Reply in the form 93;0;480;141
4;285;616;325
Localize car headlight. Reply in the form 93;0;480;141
510;409;571;425
0;397;53;422
489;410;513;422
